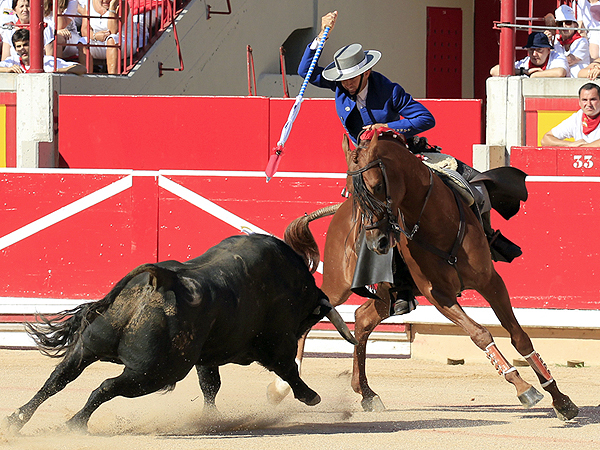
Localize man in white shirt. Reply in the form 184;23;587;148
541;82;600;146
554;4;590;78
490;32;568;78
0;28;85;73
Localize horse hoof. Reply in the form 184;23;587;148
266;379;291;405
361;395;385;412
517;386;544;409
553;396;579;421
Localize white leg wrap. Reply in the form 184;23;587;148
525;351;553;385
485;343;515;376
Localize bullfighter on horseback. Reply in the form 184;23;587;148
298;11;524;315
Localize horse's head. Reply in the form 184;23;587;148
345;129;411;254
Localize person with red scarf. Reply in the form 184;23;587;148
490;32;568;78
541;83;600;147
553;5;590;78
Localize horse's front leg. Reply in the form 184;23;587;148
351;286;391;412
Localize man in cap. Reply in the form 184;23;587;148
490;31;568;77
298;11;435;145
541;82;600;146
553;4;590;78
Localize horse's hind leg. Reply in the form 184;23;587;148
480;272;579;420
3;343;98;432
427;289;539;405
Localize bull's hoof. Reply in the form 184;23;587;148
297;392;321;406
65;415;89;433
2;410;26;433
361;395;385;412
266;379;291;405
553;396;579;421
517;386;544;409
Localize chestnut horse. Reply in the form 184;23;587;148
269;130;578;421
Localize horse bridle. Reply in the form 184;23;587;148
347;155;467;286
347;158;434;242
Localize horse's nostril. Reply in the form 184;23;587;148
379;236;389;251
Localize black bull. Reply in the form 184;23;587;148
3;234;356;431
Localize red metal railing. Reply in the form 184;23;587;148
41;0;190;74
246;44;256;96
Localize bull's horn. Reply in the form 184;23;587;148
325;303;358;346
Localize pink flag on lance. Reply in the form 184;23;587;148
265;27;330;182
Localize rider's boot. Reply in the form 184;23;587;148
389;288;418;316
481;211;522;263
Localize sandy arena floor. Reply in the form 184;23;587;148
1;349;599;450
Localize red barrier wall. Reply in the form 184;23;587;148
512;146;600;177
2;169;598;312
58;96;482;171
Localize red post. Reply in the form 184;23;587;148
28;0;44;73
499;0;516;76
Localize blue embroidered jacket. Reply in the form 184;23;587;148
298;43;435;143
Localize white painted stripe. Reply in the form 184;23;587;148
157;176;327;274
2;299;598;329
527;175;600;182
159;170;347;179
158;176;271;236
0;175;133;251
1;168;133;175
381;304;600;329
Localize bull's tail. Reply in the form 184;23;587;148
26;263;175;358
284;203;342;273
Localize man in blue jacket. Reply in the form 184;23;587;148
298;11;435;145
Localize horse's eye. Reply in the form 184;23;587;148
373;183;384;195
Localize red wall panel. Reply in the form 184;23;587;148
59;96;482;173
0;172;155;299
512;147;600;176
58;96;270;171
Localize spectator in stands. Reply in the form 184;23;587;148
80;0;149;74
576;0;600;60
44;0;85;63
541;82;600;147
0;28;85;73
1;0;55;60
554;4;590;78
490;32;568;78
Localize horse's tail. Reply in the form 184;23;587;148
284;203;342;273
26;263;166;358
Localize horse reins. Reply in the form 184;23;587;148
348;157;467;293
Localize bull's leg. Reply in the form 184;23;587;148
196;365;221;412
480;272;579;420
65;367;168;430
352;288;390;412
266;336;304;405
3;344;97;433
266;285;353;406
270;358;321;406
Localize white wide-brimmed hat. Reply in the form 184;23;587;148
555;4;577;22
322;43;381;81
